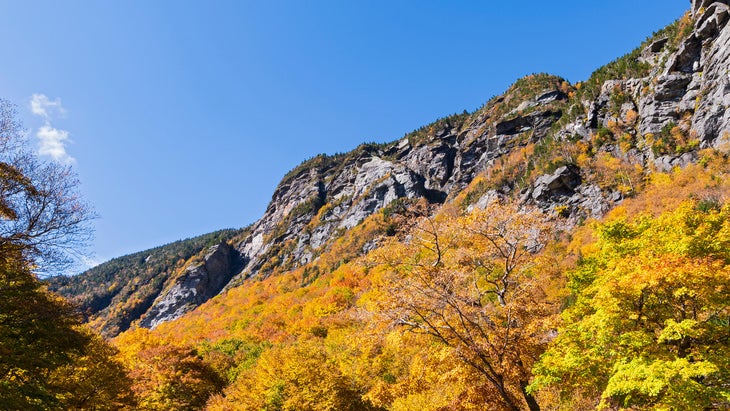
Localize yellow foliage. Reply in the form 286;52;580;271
533;200;730;410
624;108;638;126
113;151;730;411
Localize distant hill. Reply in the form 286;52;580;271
46;229;242;337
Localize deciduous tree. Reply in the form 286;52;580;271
0;98;131;410
531;202;730;410
115;328;225;411
0;98;93;275
368;201;560;411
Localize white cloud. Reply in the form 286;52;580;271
37;124;75;164
30;93;74;164
80;255;103;270
30;93;66;120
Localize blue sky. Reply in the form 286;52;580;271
0;1;688;271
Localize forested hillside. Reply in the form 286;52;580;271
9;1;730;409
105;3;730;409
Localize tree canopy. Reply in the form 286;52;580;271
531;201;730;410
0;99;134;410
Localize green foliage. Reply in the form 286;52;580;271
197;338;271;383
290;195;325;220
405;110;471;146
532;201;730;410
609;86;631;116
594;126;615;148
579;50;650;103
484;73;569;121
280;142;395;189
576;13;692;106
653;122;678;156
280;154;341;188
460;177;492;207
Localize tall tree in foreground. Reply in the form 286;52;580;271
368;201;561;411
0;100;94;275
0;99;134;410
531;201;730;410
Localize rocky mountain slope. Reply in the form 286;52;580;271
51;1;730;336
47;229;241;337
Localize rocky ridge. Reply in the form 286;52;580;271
231;0;730;285
140;241;242;328
56;1;730;334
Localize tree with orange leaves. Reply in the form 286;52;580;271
368;201;560;411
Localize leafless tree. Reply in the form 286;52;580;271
0;99;94;275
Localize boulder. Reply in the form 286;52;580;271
654;73;693;100
495;110;562;138
531;165;581;201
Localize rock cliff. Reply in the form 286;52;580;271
51;1;730;335
149;1;730;324
227;76;571;285
228;1;730;283
139;241;241;329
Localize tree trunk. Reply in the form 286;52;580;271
520;380;541;411
493;376;522;411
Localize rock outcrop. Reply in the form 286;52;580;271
228;76;569;285
528;165;582;202
140;241;241;329
230;5;730;283
641;2;730;146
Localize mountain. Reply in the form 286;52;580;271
51;1;730;339
43;2;730;409
47;229;242;337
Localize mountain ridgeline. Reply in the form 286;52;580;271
51;0;730;343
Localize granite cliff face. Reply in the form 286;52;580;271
226;77;575;285
227;0;730;285
52;2;730;335
139;241;241;328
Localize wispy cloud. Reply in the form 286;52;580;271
30;93;74;164
30;93;66;120
37;124;74;163
80;255;103;270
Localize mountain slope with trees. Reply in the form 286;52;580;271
47;229;242;337
23;1;730;409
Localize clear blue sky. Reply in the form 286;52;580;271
0;1;688;271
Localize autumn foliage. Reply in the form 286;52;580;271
99;157;730;411
532;201;730;410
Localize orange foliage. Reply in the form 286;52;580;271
113;152;730;410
